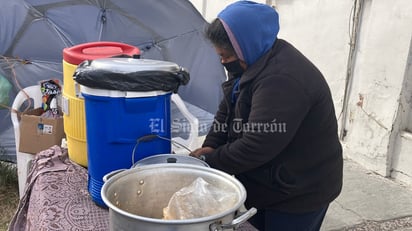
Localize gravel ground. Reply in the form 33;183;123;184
241;215;412;231
341;216;412;231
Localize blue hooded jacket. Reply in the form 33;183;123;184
218;1;279;66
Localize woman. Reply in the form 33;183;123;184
190;1;343;230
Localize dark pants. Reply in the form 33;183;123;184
248;205;329;231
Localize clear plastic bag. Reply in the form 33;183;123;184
163;177;238;220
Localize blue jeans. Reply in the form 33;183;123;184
248;205;329;231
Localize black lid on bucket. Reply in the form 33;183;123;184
73;58;190;93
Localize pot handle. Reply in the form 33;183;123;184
102;169;126;182
209;207;257;231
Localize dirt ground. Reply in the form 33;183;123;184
0;162;19;231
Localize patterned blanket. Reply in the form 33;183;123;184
9;146;108;231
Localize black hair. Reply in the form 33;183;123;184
205;18;235;53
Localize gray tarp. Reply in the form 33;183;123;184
0;0;226;162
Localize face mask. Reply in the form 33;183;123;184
222;59;244;77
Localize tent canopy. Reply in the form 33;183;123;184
0;0;226;162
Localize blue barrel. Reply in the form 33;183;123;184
82;87;171;207
77;58;189;207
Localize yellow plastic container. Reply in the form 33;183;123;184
62;60;88;166
62;42;140;167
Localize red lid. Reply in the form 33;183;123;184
63;41;140;65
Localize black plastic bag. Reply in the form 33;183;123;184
73;59;190;93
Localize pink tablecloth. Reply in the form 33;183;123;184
9;146;258;231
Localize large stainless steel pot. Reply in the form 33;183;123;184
101;163;256;231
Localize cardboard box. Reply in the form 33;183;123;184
19;108;65;154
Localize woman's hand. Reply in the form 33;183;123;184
189;147;215;159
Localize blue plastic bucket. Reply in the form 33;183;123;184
81;86;171;207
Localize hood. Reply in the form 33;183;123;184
218;1;279;66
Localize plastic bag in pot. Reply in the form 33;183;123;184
163;177;238;220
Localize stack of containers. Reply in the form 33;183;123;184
62;42;140;167
73;58;190;207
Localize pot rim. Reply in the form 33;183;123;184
132;153;210;168
101;163;247;224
